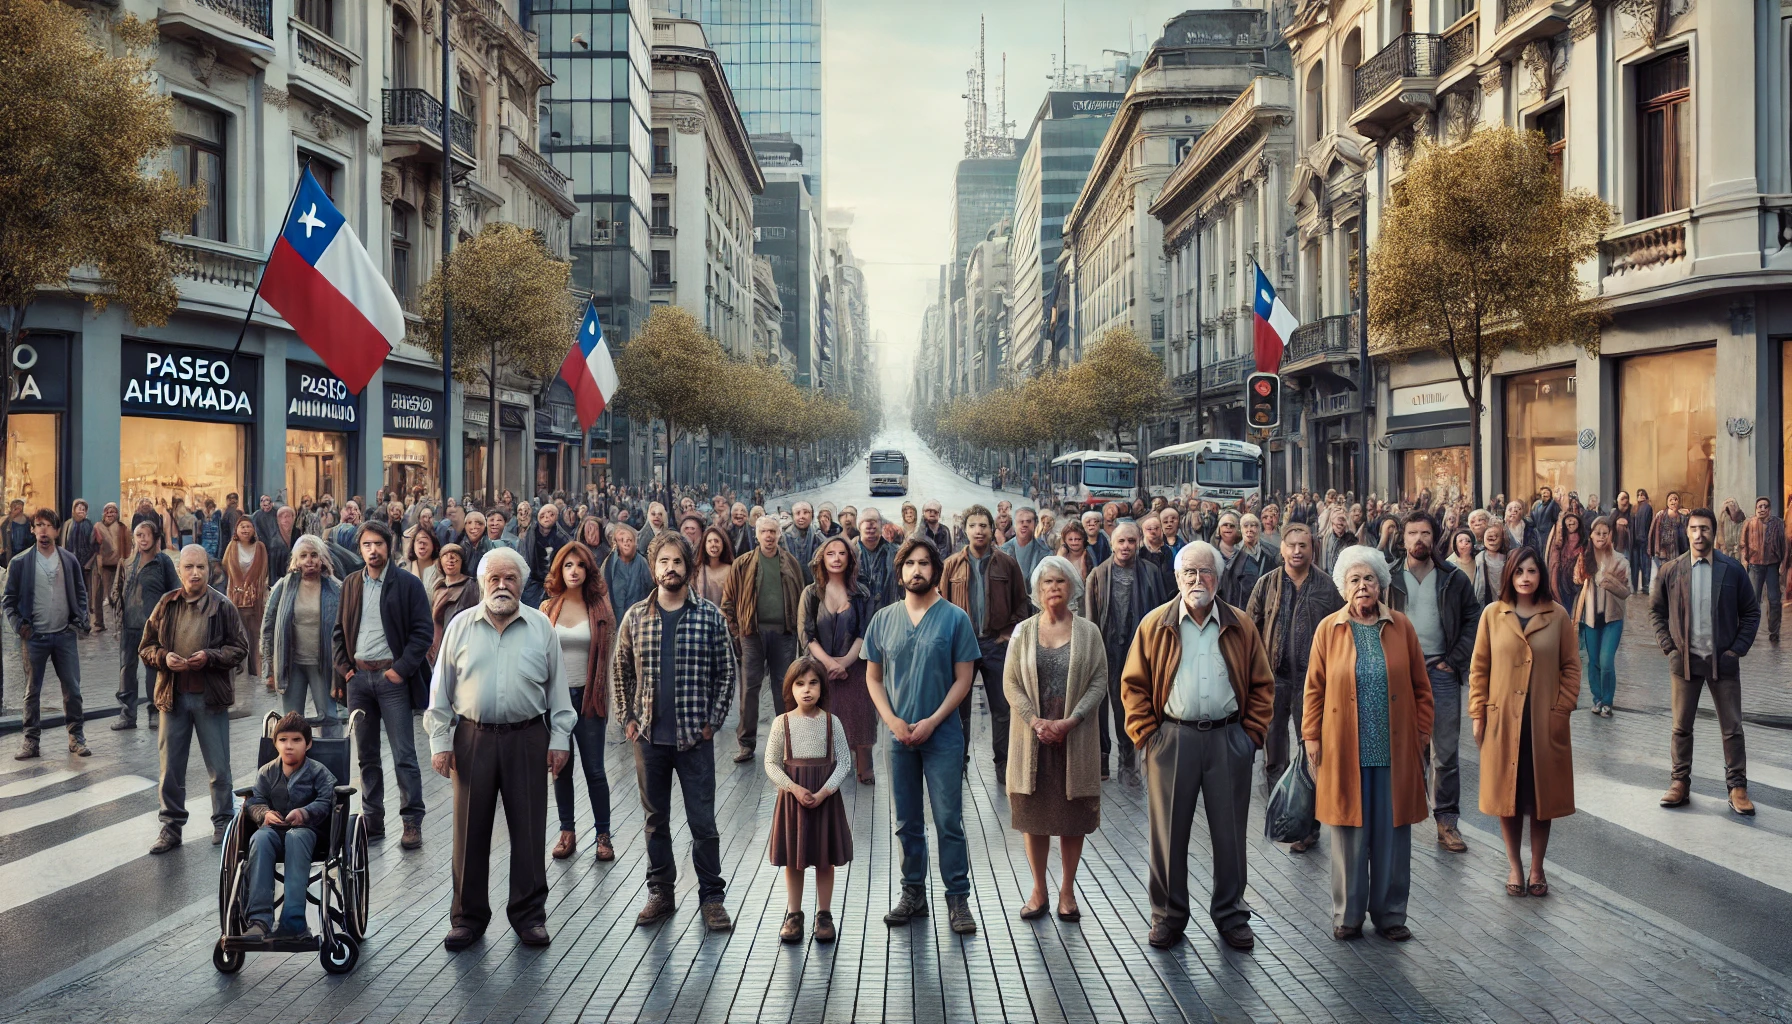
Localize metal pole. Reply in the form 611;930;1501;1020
440;0;454;504
1356;180;1370;503
1194;216;1203;439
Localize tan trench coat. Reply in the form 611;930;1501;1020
1467;601;1580;820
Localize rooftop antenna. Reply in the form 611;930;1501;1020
1060;3;1068;86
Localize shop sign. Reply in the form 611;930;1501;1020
1386;381;1470;430
286;363;358;430
9;334;70;409
385;384;441;437
1048;92;1123;119
121;340;257;422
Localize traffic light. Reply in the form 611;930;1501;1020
1247;372;1281;429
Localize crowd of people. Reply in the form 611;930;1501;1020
0;474;1776;952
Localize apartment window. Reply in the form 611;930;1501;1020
173;101;226;241
652;249;671;285
295;0;333;37
1535;104;1566;182
391;202;414;309
300;151;339;201
391;13;414;89
457;72;476;121
652;127;671;171
651;193;669;228
1636;50;1690;218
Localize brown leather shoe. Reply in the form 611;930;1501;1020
1332;924;1363;940
594;832;615;861
1147;922;1183;949
516;924;551;947
779;911;804;944
1220;924;1256;951
636;887;675;926
1288;835;1316;854
1436;822;1468;853
732;746;755;763
1729;787;1756;816
443;925;483;951
1660;779;1691;807
552;830;577;859
700;900;733;931
401;823;423;849
812;910;836;943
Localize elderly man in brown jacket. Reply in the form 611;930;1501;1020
1120;539;1274;952
940;504;1030;784
722;514;806;763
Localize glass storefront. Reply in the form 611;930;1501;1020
120;416;246;510
1783;340;1792;509
5;413;59;511
286;430;349;505
1401;446;1471;504
1619;347;1715;510
383;437;439;498
1504;367;1578;502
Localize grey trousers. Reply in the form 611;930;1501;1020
1328;765;1411;930
1144;718;1255;933
735;629;794;751
157;690;234;829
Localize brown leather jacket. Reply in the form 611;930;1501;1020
720;546;805;637
1118;598;1275;747
940;545;1029;642
140;586;249;711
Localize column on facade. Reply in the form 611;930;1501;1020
1233;186;1249;361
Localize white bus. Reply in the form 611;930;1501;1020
1049;450;1138;509
1147;439;1263;506
868;449;910;496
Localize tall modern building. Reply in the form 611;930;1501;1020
654;0;824;200
754;134;821;389
946;155;1019;395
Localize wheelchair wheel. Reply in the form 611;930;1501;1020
221;860;250;938
320;931;359;975
342;815;370;939
216;818;239;931
213;940;244;975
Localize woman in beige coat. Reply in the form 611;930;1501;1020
1004;555;1107;922
1469;546;1581;899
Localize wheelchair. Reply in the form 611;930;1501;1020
213;709;372;975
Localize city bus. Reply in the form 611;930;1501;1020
868;449;910;496
1049;450;1138;509
1146;439;1263;506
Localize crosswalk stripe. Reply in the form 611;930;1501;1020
1572;775;1792;895
0;775;152;835
0;811;164;916
0;770;84;799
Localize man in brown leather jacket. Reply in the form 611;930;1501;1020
940;504;1029;784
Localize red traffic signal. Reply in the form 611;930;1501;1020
1247;372;1280;429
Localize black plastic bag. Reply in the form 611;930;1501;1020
1265;744;1317;843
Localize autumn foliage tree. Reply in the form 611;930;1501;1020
1071;326;1168;457
0;0;204;488
417;222;576;386
1369;126;1610;506
614;305;728;483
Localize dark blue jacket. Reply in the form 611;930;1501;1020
248;756;338;835
332;564;434;709
2;546;90;635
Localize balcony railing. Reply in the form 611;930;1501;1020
294;27;353;84
1603;219;1687;276
651;276;674;289
499;128;571;194
173;239;262;290
1498;0;1544;29
649;225;677;237
1441;17;1477;70
652;162;677;177
382;88;475;155
198;0;271;36
1354;33;1443;109
1203;354;1254;393
1319;391;1361;416
1284;311;1359;368
476;0;534;56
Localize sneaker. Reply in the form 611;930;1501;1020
68;737;91;757
700;900;732;932
884;885;929;926
636;887;675;926
401;823;423;850
149;826;182;854
945;894;977;935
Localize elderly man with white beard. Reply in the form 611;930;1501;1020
1119;540;1274;952
426;546;575;953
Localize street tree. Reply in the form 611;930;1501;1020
614;305;727;485
1068;326;1168;459
1368;125;1610;506
0;1;203;490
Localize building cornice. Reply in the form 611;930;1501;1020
652;46;766;194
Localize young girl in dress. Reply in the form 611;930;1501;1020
765;657;854;944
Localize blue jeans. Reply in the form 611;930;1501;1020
1425;664;1462;823
23;627;82;742
282;663;343;738
555;694;611;834
1579;621;1624;709
888;726;970;896
633;738;725;903
347;669;425;827
157;690;234;828
246;825;317;933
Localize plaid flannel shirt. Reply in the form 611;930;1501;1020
612;587;736;752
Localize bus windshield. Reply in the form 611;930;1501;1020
870;458;906;475
1083;462;1136;489
1196;455;1261;487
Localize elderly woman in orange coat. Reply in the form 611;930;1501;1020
1303;545;1435;942
1468;546;1579;899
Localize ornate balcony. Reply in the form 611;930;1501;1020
1441;16;1477;71
1202;354;1254;395
382;88;476;169
498;125;576;216
1351;34;1442;136
172;238;262;290
197;0;269;35
1602;214;1689;280
1281;311;1359;376
294;23;353;85
1498;0;1543;29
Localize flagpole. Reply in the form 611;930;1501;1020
440;0;455;505
224;155;312;375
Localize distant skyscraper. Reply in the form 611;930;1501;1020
655;0;824;200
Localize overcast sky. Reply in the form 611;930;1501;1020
823;0;1237;402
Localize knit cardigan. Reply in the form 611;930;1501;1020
1002;613;1108;800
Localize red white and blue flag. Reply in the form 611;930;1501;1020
560;299;619;429
1251;262;1299;374
256;168;404;395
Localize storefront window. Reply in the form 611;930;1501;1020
120;416;245;511
286;430;349;506
383;437;439;499
1504;367;1577;502
5;413;59;512
1620;347;1715;511
1783;340;1792;511
1401;447;1471;504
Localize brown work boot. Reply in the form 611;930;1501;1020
401;822;423;849
700;900;733;931
552;830;577;859
1660;779;1690;807
1729;787;1756;816
1436;821;1468;853
636;887;675;926
779;911;804;944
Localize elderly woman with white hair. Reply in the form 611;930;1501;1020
261;533;344;736
1302;545;1435;942
1004;555;1108;920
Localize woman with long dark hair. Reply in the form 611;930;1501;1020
1573;517;1630;717
695;525;735;607
798;535;878;783
1545;510;1588;616
543;541;618;863
1055;522;1094;584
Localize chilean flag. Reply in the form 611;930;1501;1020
1251;262;1299;374
560;299;619;429
256;168;403;395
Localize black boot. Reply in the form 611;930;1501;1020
946;894;977;935
884;884;928;925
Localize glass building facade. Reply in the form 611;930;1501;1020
656;0;824;199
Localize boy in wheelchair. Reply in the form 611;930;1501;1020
243;711;338;940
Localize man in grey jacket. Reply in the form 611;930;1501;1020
781;501;825;584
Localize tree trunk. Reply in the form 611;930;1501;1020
1469;346;1484;509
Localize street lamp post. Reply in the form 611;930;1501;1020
1356;176;1371;504
440;0;454;504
